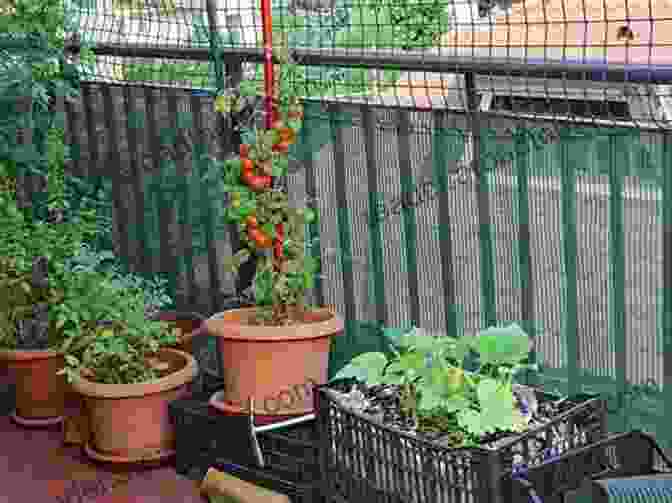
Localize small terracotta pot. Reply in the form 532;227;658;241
204;307;343;418
69;348;198;463
0;349;66;426
149;311;205;355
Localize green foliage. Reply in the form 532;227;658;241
62;243;174;315
54;268;178;385
332;323;538;443
337;0;451;51
58;312;178;385
211;47;325;324
0;256;63;349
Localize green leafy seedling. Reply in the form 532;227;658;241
332;351;389;386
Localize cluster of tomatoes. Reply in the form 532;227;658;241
236;120;299;253
238;146;271;193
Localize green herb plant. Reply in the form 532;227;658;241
54;268;178;385
62;243;174;317
332;323;537;446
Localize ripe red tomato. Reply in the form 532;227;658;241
241;171;272;192
240;158;254;173
272;142;290;154
248;228;272;248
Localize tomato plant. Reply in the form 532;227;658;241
211;39;318;325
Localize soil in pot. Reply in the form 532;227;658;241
0;349;66;426
70;348;198;463
205;307;344;419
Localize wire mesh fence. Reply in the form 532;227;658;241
62;0;672;128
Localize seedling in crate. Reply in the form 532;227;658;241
331;323;541;447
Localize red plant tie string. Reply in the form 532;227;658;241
274;223;284;262
260;0;284;266
261;0;274;130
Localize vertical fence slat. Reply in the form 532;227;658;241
432;110;459;338
663;132;672;452
81;83;99;207
560;132;580;397
516;132;536;385
153;90;179;304
466;73;496;328
302;101;325;307
100;85;129;264
143;85;164;278
330;103;356;337
165;88;186;308
122;84;148;275
397;109;420;326
64;93;83;180
190;89;219;315
183;93;202;310
608;133;627;430
362;105;388;329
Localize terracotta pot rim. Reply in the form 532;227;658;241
0;349;63;361
204;307;344;342
70;348;198;399
149;310;206;322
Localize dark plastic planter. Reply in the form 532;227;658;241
0;381;15;416
316;384;608;503
148;310;221;396
169;392;323;503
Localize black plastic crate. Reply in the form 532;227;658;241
511;430;672;503
316;384;607;503
169;392;323;502
0;382;14;416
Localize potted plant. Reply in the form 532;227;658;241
317;323;607;503
202;36;343;419
58;283;198;463
0;180;99;426
0;255;67;425
61;242;204;354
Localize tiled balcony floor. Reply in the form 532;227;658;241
0;373;205;503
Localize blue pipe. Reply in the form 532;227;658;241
526;57;672;83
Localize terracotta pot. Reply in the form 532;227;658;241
69;348;198;463
149;311;205;355
0;349;66;426
204;307;344;417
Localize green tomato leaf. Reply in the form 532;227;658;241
331;352;389;385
